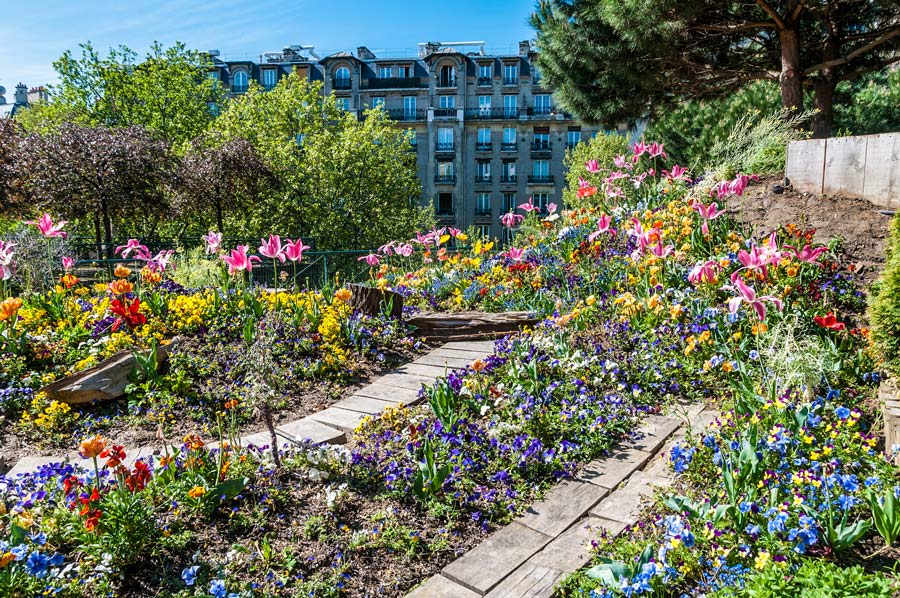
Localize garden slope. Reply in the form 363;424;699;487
728;176;891;283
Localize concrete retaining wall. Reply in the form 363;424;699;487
786;133;900;210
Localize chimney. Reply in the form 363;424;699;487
14;83;27;105
519;40;532;56
421;42;441;57
356;46;376;60
28;86;48;103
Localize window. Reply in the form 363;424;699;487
533;127;550;149
478;95;491;115
335;97;351;111
437;193;453;215
476;160;491;181
533;160;549;177
403;96;417;118
502;160;516;182
438;64;455;87
437;127;454;151
439;95;455;109
437;161;455;177
371;97;385;109
533;193;550;212
408;129;417;147
295;133;306;147
533;65;542;84
379;66;392;79
503;192;517;213
503;63;518;84
502;227;515;243
567;129;582;148
477;128;491;146
262;69;277;90
478;224;491;238
478;63;492;85
503;95;518;117
476;193;492;215
503;127;516;147
334;66;351;89
534;94;551;115
232;71;248;92
207;71;220;87
398;64;411;78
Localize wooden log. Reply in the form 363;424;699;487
407;311;540;338
348;283;404;319
40;338;182;405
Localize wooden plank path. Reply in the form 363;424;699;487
407;406;717;598
2;340;496;478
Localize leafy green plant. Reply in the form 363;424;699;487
732;559;894;598
869;211;900;378
426;377;465;428
412;439;449;501
867;487;900;548
583;543;654;593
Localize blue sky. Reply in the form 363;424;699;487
0;0;537;91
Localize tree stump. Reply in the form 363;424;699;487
348;284;404;319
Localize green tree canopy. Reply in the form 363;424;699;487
211;76;430;249
17;41;223;147
532;0;900;138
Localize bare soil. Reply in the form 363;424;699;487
726;175;892;284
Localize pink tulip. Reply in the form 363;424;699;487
202;231;222;255
358;253;380;266
221;245;261;275
518;198;540;213
447;227;462;238
692;200;724;236
613;155;628;169
712;173;760;199
759;232;782;265
395;242;414;257
585;159;600;173
284;238;311;262
605;171;629;183
379;241;396;256
632;140;648;162
144;250;175;273
0;240;15;281
547;203;558;215
784;243;827;266
501;212;525;228
629;218;661;255
258;235;286;263
688;260;719;285
61;256;75;271
725;276;783;322
648;142;667;160
663;164;691;183
649;242;674;258
506;247;526;261
114;239;148;259
26;214;67;238
587;214;616;242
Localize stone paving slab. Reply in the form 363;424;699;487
309;407;367;433
374;373;434;392
442;522;552;595
396;363;453;378
622;414;681;454
276;417;347;445
5;455;72;478
443;340;497;352
413;354;476;369
333;395;396;415
430;347;495;359
588;470;670;525
517;479;610;537
578;446;653;489
352;383;420;403
406;574;481;598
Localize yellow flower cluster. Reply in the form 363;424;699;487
19;392;80;434
167;291;216;333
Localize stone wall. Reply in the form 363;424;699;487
785;133;900;210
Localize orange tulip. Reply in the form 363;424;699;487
79;435;108;459
113;265;132;278
107;279;134;295
0;298;23;322
334;288;352;302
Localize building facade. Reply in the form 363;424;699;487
209;41;626;239
0;83;47;118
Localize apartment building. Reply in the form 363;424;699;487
209;41;627;240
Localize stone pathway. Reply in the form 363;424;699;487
3;340;496;478
407;405;717;598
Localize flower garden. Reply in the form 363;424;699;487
1;141;898;597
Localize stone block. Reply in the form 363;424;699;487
786;139;826;195
309;407;367;433
518;479;610;537
578;447;652;489
375;373;433;392
353;383;421;404
622;415;681;454
823;135;867;197
414;354;477;369
589;471;671;525
276;417;347;445
333;395;395;415
442;522;551;595
396;363;453;379
406;575;480;598
862;133;900;210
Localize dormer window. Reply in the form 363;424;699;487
438;65;456;88
334;66;351;89
262;69;277;90
379;66;392;79
232;71;248;93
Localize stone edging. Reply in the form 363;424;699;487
407;405;718;597
879;378;900;466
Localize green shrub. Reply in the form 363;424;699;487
724;559;894;598
172;246;222;289
869;211;900;377
704;108;809;179
562;132;630;209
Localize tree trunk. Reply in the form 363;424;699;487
812;78;836;139
779;27;805;115
215;198;224;235
93;214;103;261
100;197;114;261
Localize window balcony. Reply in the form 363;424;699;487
501;174;517;184
436;209;456;218
435;141;455;153
501;142;518;152
475;175;492;185
475;142;492;152
529;106;553;117
530;141;552;155
464;108;521;120
231;85;248;94
436;77;457;88
566;141;580;150
365;77;423;89
434;174;457;185
434;107;457;118
502;77;519;86
332;77;352;90
477;76;493;86
527;174;554;185
387;109;425;122
474;208;493;217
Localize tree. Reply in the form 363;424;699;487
0;119;23;216
16;124;174;258
17;41;222;147
174;136;277;235
532;0;900;137
212;75;429;249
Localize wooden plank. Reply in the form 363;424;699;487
396;363;452;378
333;395;396;415
413;354;476;369
863;133;900;210
429;347;493;359
374;373;432;392
443;340;497;352
823;135;867;197
309;407;367;433
786;139;826;195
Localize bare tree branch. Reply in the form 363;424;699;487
755;0;786;29
804;26;900;74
